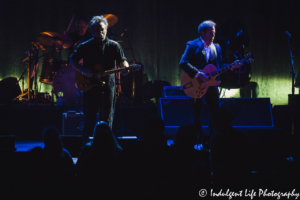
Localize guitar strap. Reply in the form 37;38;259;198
211;44;219;70
212;43;221;82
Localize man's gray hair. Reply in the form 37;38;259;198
198;20;216;35
89;15;108;30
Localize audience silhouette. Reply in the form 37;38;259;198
75;121;122;200
119;115;179;199
1;109;299;200
210;107;252;189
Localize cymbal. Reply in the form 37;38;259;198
103;14;118;28
37;32;73;49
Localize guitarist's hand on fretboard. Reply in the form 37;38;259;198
231;60;243;69
120;60;130;76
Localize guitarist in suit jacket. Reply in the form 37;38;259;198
179;20;241;138
70;16;129;144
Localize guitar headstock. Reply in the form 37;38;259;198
242;53;254;64
129;63;141;71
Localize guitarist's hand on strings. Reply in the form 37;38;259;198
195;71;209;83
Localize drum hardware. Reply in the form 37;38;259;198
52;64;78;106
39;57;68;85
37;32;73;50
102;14;118;28
36;16;75;105
16;42;45;103
65;14;75;35
120;25;139;102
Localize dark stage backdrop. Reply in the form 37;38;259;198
0;0;299;105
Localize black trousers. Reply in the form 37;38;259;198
82;85;116;144
192;86;220;136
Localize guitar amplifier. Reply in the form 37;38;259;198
158;98;193;126
162;86;188;98
62;111;99;135
159;97;273;127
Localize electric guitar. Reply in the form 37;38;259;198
75;63;141;91
181;53;254;99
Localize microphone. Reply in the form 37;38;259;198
285;31;291;38
121;26;129;37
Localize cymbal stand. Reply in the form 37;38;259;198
286;32;296;135
16;48;34;102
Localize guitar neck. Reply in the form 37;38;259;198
210;64;234;77
104;67;128;75
210;59;248;77
103;66;139;75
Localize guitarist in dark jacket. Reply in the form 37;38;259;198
179;20;241;138
70;16;129;144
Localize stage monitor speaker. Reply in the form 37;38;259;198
62;111;99;136
288;94;300;105
159;98;273;127
218;98;273;127
272;105;300;134
60;135;83;157
159;98;193;127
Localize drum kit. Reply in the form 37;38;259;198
16;14;120;106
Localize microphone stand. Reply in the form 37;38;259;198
100;35;104;122
286;33;296;135
116;27;136;136
123;27;137;102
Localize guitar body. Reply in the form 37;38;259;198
75;64;141;92
75;64;103;92
181;64;221;99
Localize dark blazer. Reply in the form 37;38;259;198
179;38;224;78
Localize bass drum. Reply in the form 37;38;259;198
40;57;68;84
53;65;78;105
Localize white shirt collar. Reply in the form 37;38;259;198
200;37;212;48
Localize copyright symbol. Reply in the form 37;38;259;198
199;189;207;197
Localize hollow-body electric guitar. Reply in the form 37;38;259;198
76;63;141;91
181;54;254;99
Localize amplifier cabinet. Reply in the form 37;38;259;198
62;111;99;135
159;98;273;127
162;86;188;98
62;111;84;136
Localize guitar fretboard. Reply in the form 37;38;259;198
209;64;234;77
207;56;252;77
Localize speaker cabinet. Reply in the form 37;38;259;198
159;98;193;127
159;98;273;127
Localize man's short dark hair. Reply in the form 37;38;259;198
198;20;216;35
89;15;108;31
